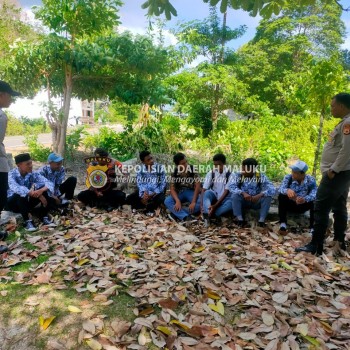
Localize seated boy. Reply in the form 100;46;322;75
229;158;275;227
201;153;231;227
126;151;166;216
6;153;56;231
164;153;201;222
77;148;126;210
278;160;316;234
38;152;77;207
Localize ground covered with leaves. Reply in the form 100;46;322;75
0;206;349;350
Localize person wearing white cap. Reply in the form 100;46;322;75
38;153;77;207
278;160;317;234
0;81;21;253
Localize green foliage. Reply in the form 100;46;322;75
142;0;344;20
24;134;51;162
65;126;87;160
84;114;339;180
6;115;50;136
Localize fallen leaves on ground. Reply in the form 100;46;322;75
1;206;350;350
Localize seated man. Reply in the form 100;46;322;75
77;148;126;210
229;158;275;227
6;153;56;231
165;152;201;222
38;153;77;208
201;153;232;227
278;160;316;234
126;151;166;216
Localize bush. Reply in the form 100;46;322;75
24;134;51;162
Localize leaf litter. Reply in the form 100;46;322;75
0;207;350;349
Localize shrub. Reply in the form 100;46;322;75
24;134;51;162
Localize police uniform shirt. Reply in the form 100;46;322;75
321;114;350;173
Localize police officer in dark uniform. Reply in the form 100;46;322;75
296;93;350;255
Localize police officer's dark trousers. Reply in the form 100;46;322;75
311;170;350;251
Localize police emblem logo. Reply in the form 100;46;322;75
89;169;108;189
84;157;112;191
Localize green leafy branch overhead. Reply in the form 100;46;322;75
141;0;350;19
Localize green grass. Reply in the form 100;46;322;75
10;254;49;272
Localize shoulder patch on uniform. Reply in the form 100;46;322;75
343;124;350;135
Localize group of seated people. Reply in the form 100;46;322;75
2;149;317;235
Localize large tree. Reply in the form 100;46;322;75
234;0;346;114
172;6;246;129
5;0;122;155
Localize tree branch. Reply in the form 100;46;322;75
334;0;350;11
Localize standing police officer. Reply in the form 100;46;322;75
296;93;350;255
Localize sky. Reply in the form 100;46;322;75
8;0;350;121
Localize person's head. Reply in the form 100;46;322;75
331;93;350;118
140;150;154;167
94;148;109;157
94;148;109;165
15;153;32;175
290;160;308;181
173;152;188;172
213;153;226;173
242;158;258;178
0;81;20;109
47;153;64;171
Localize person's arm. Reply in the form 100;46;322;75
260;174;276;197
214;189;229;207
191;175;201;204
228;173;242;195
304;177;317;202
8;171;30;197
154;165;167;194
136;171;146;198
330;122;350;174
279;175;290;195
0;112;7;146
35;173;55;195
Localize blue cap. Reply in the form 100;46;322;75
290;160;308;173
48;153;64;163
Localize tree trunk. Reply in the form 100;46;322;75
312;108;325;177
212;85;220;130
57;66;73;156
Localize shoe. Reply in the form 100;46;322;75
278;226;288;236
183;215;197;226
0;231;8;240
215;216;222;225
236;220;246;228
60;198;71;205
132;209;137;214
42;217;57;227
295;243;317;254
0;245;8;254
335;240;346;250
257;221;266;228
145;211;154;217
203;214;210;228
309;228;314;235
25;220;38;232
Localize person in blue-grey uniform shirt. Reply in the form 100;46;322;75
229;158;275;227
126;151;166;216
0;80;21;253
278;160;317;234
296;93;350;255
201;153;232;227
38;152;77;207
6;153;56;232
